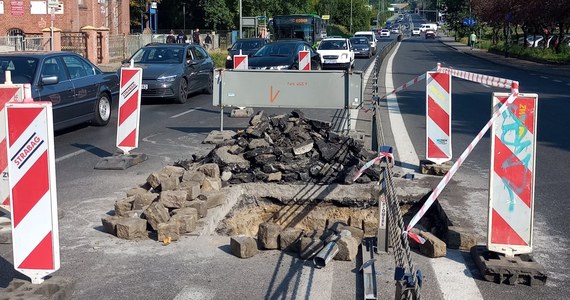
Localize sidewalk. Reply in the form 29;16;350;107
438;35;570;79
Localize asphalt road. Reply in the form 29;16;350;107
380;34;570;299
0;39;397;299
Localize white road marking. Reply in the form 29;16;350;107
433;250;483;300
553;79;562;83
386;44;483;299
171;107;203;118
55;146;95;163
540;75;549;79
385;42;419;172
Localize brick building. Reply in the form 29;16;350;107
0;0;130;36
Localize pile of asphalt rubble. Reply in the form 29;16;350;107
101;110;381;262
203;109;381;184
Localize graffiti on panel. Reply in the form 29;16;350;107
499;102;532;212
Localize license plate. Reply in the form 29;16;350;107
141;84;148;90
324;59;336;64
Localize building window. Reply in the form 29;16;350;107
7;28;24;37
78;0;87;9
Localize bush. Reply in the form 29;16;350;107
208;49;228;69
328;24;351;38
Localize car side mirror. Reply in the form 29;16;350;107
40;75;58;86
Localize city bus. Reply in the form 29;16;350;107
269;14;327;47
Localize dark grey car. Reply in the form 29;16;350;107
0;52;119;131
124;43;214;103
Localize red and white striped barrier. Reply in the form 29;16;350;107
352;152;394;182
0;83;24;213
233;53;248;70
405;69;520;242
426;72;452;164
117;67;142;154
6;101;59;284
488;92;537;257
299;50;311;71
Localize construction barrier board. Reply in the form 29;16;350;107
299;50;311;71
425;71;452;164
0;84;24;213
233;55;248;70
6;101;59;284
213;69;363;109
488;92;538;256
117;67;142;154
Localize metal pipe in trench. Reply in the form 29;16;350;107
313;241;339;269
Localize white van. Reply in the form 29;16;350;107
353;31;377;55
419;23;438;33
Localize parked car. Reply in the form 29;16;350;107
225;38;269;69
0;51;119;131
379;29;391;38
317;37;354;70
353;31;378;55
517;36;543;48
412;28;421;36
247;40;322;70
349;37;372;58
425;30;437;39
124;43;214;104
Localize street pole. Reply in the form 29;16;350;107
350;0;352;34
239;0;242;38
50;8;54;51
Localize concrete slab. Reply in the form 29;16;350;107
420;159;453;176
203;130;237;145
94;153;148;170
471;245;547;286
230;108;254;118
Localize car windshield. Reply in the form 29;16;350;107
0;57;38;83
231;40;262;51
131;47;184;64
318;40;348;50
350;38;368;45
253;43;296;57
355;34;372;41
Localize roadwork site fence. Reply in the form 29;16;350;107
371;39;422;300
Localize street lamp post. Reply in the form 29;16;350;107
239;0;242;38
346;0;352;34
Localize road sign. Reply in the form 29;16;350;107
233;54;248;70
298;50;310;71
488;92;538;257
322;15;330;20
425;71;452;164
0;83;24;214
6;101;59;284
463;18;477;27
47;0;58;8
117;68;142;154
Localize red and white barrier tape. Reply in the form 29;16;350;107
437;66;515;90
405;81;520;241
352;152;394;182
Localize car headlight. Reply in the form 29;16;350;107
269;65;289;70
362;47;369;51
157;75;177;83
226;55;232;60
341;53;348;59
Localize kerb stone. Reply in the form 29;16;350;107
170;213;197;234
160;165;185;179
230;235;259;258
143;202;170;231
197;163;220;179
258;222;281;249
411;229;447;258
335;235;359;261
132;192;158;210
157;220;180;242
101;215;121;235
182;170;206;183
185;200;208;218
204;191;226;209
299;237;324;259
114;197;134;217
115;218;148;240
279;228;304;251
159;190;188;209
180;180;201;200
447;226;479;250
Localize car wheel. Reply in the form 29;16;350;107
202;72;213;95
92;93;111;126
175;78;188;104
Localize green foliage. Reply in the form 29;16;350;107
327;24;350;38
488;45;570;64
208;49;228;68
201;0;233;30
